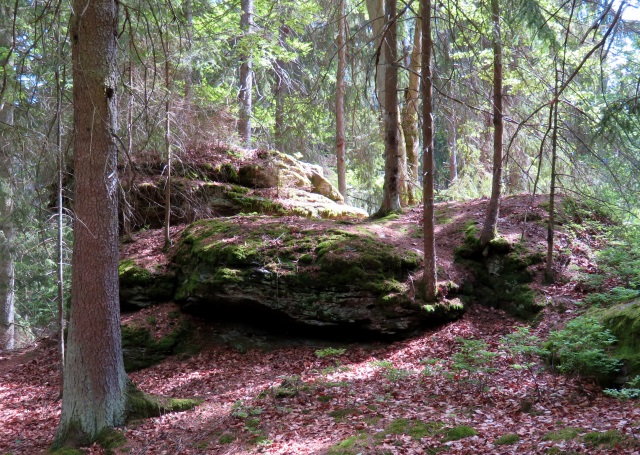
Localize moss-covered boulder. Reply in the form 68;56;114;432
588;298;640;380
455;227;545;319
123;147;366;230
119;259;176;309
170;217;463;337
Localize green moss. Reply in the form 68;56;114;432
583;430;626;448
383;418;445;440
326;433;371;455
442;425;477;442
121;321;191;372
125;381;202;420
456;235;543;319
119;259;152;285
542;427;586;441
494;433;520;445
95;428;127;454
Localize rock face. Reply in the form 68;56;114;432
589;298;640;380
123;147;366;229
120;217;465;337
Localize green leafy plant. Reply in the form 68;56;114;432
451;337;498;393
500;327;548;398
546;316;621;379
231;400;263;419
604;375;640;400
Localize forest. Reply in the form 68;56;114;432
1;0;640;453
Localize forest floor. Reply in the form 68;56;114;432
2;195;639;455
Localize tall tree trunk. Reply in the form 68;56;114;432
401;16;421;206
378;0;401;214
238;0;254;147
422;0;437;302
365;0;386;111
0;104;14;351
336;0;347;201
55;16;65;387
546;83;559;282
163;45;172;248
0;10;15;351
480;0;504;246
55;0;127;446
184;0;193;99
273;26;289;152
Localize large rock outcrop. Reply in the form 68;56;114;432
120;216;465;337
123;147;367;229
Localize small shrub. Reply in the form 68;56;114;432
546;316;621;379
451;337;498;392
231;400;262;419
604;375;640;399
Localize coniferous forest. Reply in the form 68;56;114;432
1;0;640;453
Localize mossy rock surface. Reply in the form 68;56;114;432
122;147;366;230
121;321;191;372
170;217;463;337
456;233;544;319
119;259;176;310
588;298;640;379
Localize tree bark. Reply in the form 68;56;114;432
0;104;15;351
336;0;347;201
378;0;401;214
421;0;437;302
401;15;421;206
480;0;504;246
238;0;254;147
365;0;386;111
55;0;127;446
0;8;15;350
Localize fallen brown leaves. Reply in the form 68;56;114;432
1;304;639;454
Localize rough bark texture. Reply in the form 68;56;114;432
401;16;421;206
56;0;127;446
480;0;503;246
365;0;386;111
0;105;14;350
336;0;347;201
238;0;254;147
421;0;437;302
378;0;401;214
0;10;15;350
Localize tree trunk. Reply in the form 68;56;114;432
0;104;15;351
479;0;503;247
55;0;127;446
546;73;559;282
238;0;254;147
164;45;172;248
421;0;437;302
336;0;347;201
0;12;15;351
365;0;386;111
378;0;401;214
401;15;421;206
55;16;65;387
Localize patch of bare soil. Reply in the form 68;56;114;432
2;195;635;455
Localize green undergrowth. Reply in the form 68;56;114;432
455;222;544;319
326;418;477;454
541;427;634;450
